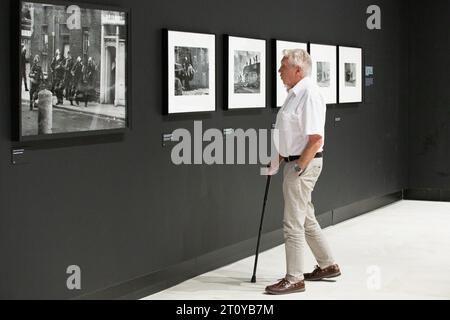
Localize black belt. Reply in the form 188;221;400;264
284;152;323;162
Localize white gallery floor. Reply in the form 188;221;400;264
143;200;450;300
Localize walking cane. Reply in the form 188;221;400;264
251;174;272;283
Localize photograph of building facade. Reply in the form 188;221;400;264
20;2;127;137
234;50;261;94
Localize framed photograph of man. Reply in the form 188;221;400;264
275;40;307;107
17;0;129;141
226;36;266;109
338;46;363;104
309;43;337;105
165;30;216;114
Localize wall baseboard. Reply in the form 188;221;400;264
75;191;402;300
404;188;450;202
317;210;333;228
74;229;285;300
332;191;403;224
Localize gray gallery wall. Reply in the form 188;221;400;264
0;0;409;299
406;0;450;201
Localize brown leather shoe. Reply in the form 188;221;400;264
303;264;341;281
265;278;305;295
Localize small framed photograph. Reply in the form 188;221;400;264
17;0;130;141
165;30;216;114
226;35;266;109
309;43;337;105
275;40;307;107
338;46;363;103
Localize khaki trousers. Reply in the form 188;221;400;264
282;158;335;282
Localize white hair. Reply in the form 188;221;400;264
282;48;312;77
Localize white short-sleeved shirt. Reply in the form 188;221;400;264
274;77;326;157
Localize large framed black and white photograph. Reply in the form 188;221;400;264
18;0;129;141
166;30;215;114
226;36;266;109
338;46;363;104
275;40;307;107
309;43;337;105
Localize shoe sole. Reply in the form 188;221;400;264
265;287;306;295
304;271;341;281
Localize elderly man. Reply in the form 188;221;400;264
265;49;340;295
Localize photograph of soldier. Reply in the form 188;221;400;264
234;50;261;94
174;46;209;96
317;61;331;88
28;54;43;110
345;62;357;87
51;49;66;105
70;56;83;105
20;1;128;137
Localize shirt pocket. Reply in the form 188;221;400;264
277;111;300;132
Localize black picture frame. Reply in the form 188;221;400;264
308;42;338;105
337;45;364;104
224;34;267;110
15;0;131;142
163;29;216;115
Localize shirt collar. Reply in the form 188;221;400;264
288;76;310;97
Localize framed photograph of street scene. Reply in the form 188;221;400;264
338;46;363;104
309;43;337;105
17;0;129;141
275;40;307;107
165;30;215;114
225;35;266;109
